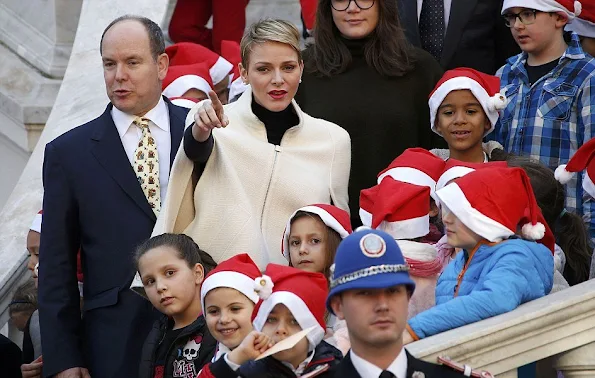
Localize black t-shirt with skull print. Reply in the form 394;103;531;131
148;316;216;378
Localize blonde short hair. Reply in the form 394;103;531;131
240;19;302;67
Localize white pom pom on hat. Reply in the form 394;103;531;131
521;222;546;241
554;164;575;184
554;137;595;199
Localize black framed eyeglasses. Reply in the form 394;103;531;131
502;9;542;27
331;0;375;11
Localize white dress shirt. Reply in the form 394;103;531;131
351;348;408;378
417;0;452;28
111;97;171;202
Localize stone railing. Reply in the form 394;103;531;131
0;0;169;332
407;279;595;377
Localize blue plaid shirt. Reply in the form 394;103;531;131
490;33;595;239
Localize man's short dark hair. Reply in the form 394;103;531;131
100;15;165;61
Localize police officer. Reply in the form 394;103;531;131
327;228;486;378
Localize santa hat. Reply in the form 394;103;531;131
566;0;595;37
436;167;555;253
30;210;43;233
252;264;328;350
554;137;595;199
360;178;431;240
220;40;241;81
282;204;352;261
377;148;446;201
429;68;506;136
162;62;213;99
436;159;509;191
169;96;201;109
229;77;250;102
200;254;268;312
166;42;233;85
502;0;582;22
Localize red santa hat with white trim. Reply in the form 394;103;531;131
162;62;213;99
554;137;595;199
429;68;506;137
281;204;352;261
566;0;595;37
30;210;43;233
360;178;431;240
166;42;233;85
169;97;201;109
200;253;268;312
377;148;446;201
436;167;555;253
502;0;582;22
252;264;328;351
437;159;509;191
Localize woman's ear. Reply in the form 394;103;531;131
239;62;248;84
194;263;205;285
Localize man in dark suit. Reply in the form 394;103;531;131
397;0;519;74
327;229;477;378
38;15;187;378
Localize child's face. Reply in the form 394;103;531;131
289;217;328;274
580;36;595;57
505;7;567;56
138;246;204;325
204;287;255;350
261;304;309;369
436;90;490;155
442;205;483;250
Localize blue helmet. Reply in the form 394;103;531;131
326;227;415;314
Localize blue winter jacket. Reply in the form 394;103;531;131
408;238;554;339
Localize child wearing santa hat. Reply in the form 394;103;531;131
163;61;214;109
165;42;233;105
405;167;554;344
428;68;508;163
492;0;595;241
359;148;447;320
565;0;595;56
434;159;509;269
198;253;271;369
202;264;342;377
281;204;352;355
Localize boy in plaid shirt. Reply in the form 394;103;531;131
491;0;595;239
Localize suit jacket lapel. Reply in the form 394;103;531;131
90;104;157;221
441;0;479;67
399;0;422;47
336;353;362;378
164;96;186;168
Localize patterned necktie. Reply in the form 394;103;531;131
133;117;161;215
419;0;445;61
379;371;396;378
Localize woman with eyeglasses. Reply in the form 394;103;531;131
294;0;445;227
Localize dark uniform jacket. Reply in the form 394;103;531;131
331;350;470;377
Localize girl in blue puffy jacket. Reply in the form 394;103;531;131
403;167;554;343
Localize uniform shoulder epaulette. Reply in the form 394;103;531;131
437;356;494;377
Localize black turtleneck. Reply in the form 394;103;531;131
251;98;299;145
295;37;444;226
183;97;300;166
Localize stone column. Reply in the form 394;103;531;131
554;342;595;377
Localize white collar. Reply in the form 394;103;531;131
281;351;315;375
350;348;407;378
111;96;169;137
212;342;232;362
